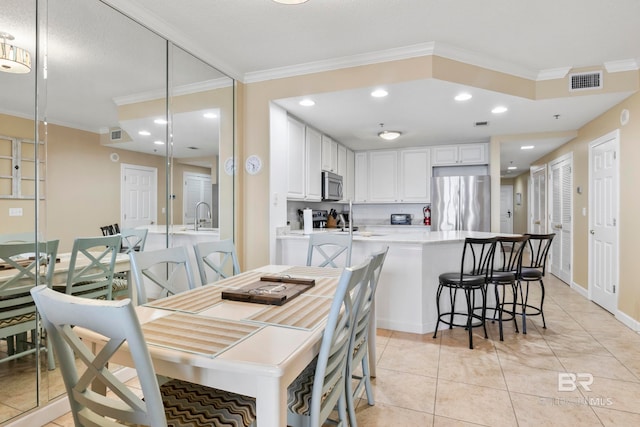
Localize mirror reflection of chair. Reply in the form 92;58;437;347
193;239;241;286
0;232;40;243
518;233;555;334
346;247;389;427
433;237;497;349
306;233;353;268
489;235;529;341
0;240;59;371
30;285;256;427
111;228;149;299
130;246;197;305
287;258;371;427
55;235;121;301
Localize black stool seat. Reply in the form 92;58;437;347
438;273;487;287
519;267;542;280
433;237;497;349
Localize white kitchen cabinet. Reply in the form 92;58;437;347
399;148;430;203
432;143;487;166
354;152;369;202
344;148;355;201
305;127;322;200
286;117;306;199
368;150;398;202
321;135;338;172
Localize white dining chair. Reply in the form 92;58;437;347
306;233;353;268
287;257;371;427
129;246;197;305
346;247;388;426
111;228;149;299
193;239;241;285
0;240;59;371
30;285;256;427
56;235;121;301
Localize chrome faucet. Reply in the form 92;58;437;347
195;201;211;231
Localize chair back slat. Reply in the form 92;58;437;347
66;235;121;300
459;237;497;280
130;246;197;305
306;233;353;268
119;228;148;254
495;235;530;275
31;285;168;426
193;239;240;285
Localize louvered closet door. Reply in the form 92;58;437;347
549;155;572;284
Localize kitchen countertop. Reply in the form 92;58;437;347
279;229;504;244
139;225;220;235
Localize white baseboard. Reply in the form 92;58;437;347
615;309;640;332
571;281;589;298
4;367;137;427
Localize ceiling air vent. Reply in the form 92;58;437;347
474;121;489;127
110;128;122;141
569;71;602;91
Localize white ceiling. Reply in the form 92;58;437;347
3;0;640;175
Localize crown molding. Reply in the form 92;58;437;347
604;58;639;73
113;77;233;106
243;42;437;83
537;67;572;81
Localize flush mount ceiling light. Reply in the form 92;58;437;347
0;32;31;74
378;130;402;141
454;92;472;101
492;106;508;114
371;89;388;98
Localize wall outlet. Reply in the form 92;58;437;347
9;208;23;217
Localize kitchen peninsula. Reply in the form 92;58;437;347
276;229;507;334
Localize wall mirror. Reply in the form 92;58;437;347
0;0;235;422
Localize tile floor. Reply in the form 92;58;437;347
41;274;640;426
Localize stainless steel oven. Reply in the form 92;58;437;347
322;171;343;201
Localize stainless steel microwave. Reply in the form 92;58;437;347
322;171;343;201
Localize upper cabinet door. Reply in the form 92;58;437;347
432;143;487;165
305;127;322;200
368;150;398;202
399;148;430;203
321;135;338;172
287;117;306;199
354;152;369;202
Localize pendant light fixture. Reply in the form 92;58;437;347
0;32;31;74
377;123;401;141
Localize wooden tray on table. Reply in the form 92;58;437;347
221;275;315;306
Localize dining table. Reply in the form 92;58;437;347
76;264;363;427
0;251;130;287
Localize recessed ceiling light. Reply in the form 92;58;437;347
492;106;508;114
371;89;388;98
154;118;168;125
138;130;151;136
203;112;217;119
272;0;308;4
508;166;517;170
378;130;402;141
455;93;472;101
154;140;164;145
521;145;535;150
299;99;315;107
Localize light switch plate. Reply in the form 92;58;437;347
9;208;23;216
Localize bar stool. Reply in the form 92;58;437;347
517;233;555;333
489;235;529;341
433;237;497;349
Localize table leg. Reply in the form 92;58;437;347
256;376;287;427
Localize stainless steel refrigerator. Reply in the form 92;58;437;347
431;175;491;232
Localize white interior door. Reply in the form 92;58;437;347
121;164;157;229
500;185;514;233
549;154;572;284
589;131;619;314
529;165;547;234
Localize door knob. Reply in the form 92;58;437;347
590;230;595;234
